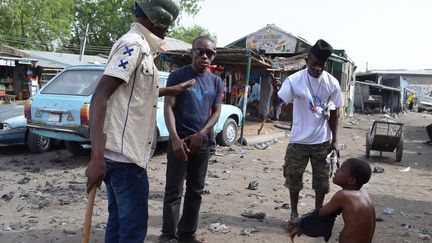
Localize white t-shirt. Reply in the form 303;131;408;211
278;69;343;144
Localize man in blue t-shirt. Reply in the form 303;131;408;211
160;36;223;243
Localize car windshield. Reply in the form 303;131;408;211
41;69;103;96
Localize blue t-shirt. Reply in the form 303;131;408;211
166;65;223;139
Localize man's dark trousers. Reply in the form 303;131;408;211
162;140;209;240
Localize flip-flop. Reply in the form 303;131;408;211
373;167;385;173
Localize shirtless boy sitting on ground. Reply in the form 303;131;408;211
290;158;376;243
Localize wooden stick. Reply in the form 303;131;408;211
82;186;97;243
82;134;106;243
258;106;274;135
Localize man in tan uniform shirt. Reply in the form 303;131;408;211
85;1;193;242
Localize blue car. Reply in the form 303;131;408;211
26;65;243;156
0;103;52;153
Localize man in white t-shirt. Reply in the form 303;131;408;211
278;39;343;220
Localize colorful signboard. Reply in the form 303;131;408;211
246;28;297;53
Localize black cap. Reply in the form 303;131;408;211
310;39;334;62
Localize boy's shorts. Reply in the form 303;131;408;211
283;142;331;193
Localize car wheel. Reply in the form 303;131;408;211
27;130;52;153
65;141;90;156
396;139;403;162
216;118;238;146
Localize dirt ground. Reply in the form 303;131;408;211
0;112;431;243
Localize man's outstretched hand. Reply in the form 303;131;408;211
174;79;195;94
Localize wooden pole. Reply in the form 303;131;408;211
82;134;106;243
82;186;97;243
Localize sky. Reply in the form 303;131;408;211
179;0;432;72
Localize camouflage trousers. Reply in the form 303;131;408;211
283;142;331;193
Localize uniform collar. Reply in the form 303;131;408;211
131;22;170;53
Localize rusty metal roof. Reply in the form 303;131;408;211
162;48;273;72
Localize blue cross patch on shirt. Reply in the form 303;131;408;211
118;60;129;69
123;45;134;56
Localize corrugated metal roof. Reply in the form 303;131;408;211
363;69;432;76
163;48;273;71
164;37;191;51
355;81;401;92
17;37;190;68
20;50;107;68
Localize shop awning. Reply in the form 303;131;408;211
355;81;401;92
162;48;273;72
0;56;38;66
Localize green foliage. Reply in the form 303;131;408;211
70;0;204;55
0;0;205;54
0;0;74;51
69;0;135;55
168;25;217;45
180;0;203;16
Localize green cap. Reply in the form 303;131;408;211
136;0;180;29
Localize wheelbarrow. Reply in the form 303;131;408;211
366;121;404;162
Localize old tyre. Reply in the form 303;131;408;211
65;141;90;156
27;130;51;153
396;139;403;162
216;118;238;146
365;132;371;158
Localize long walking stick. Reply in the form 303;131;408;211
82;134;106;243
258;106;274;135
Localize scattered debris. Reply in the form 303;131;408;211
383;207;395;215
376;217;385;222
281;203;290;209
241;211;266;221
418;233;431;240
373;167;385;173
1;192;14;201
401;223;430;237
400;167;411;172
208;223;230;233
63;229;76;235
240;227;259;236
207;171;220;178
10;223;23;231
247;180;259;190
17;177;31;185
96;222;107;229
254;142;270;150
202;186;211;195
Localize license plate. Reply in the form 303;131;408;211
48;113;60;122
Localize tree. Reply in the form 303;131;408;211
168;25;217;44
0;0;204;54
71;0;204;55
0;0;74;51
69;0;135;55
